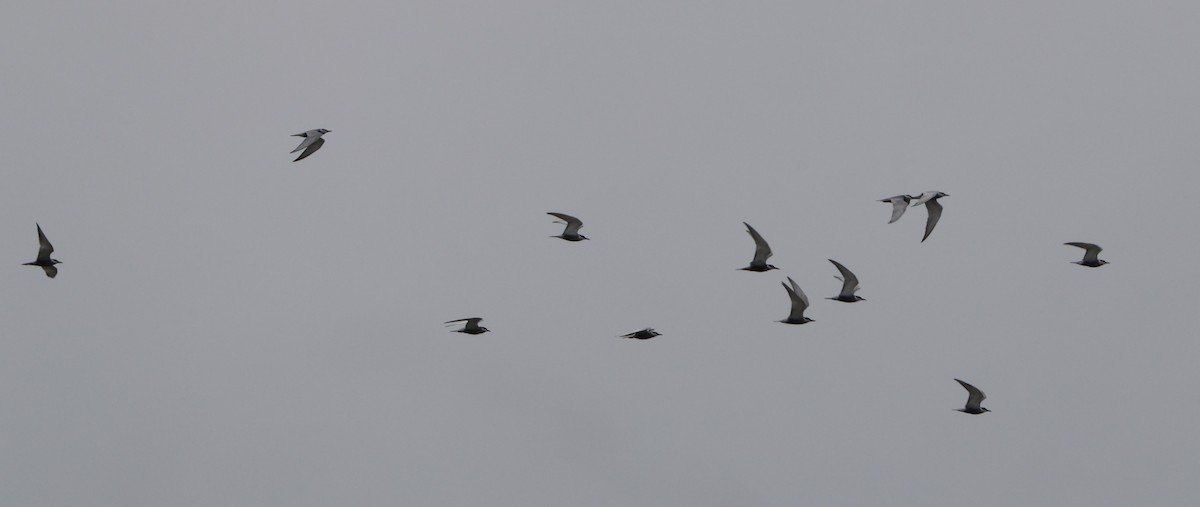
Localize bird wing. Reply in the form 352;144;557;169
921;198;943;243
955;379;986;411
782;277;809;321
547;212;583;236
743;222;773;265
445;318;483;330
35;224;54;262
1065;242;1102;264
292;137;325;162
828;259;859;297
41;264;58;279
290;131;318;153
883;196;909;223
911;191;938;207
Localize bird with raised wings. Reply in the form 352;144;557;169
23;223;61;278
445;318;489;335
779;277;813;324
1065;242;1108;267
826;259;864;302
290;129;330;162
548;212;588;241
954;379;990;414
879;194;916;224
739;222;778;271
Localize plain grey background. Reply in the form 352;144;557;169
3;1;1199;505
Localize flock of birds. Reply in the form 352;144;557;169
21;128;1113;415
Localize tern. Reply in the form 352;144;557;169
826;259;865;302
445;318;489;335
779;277;813;324
548;212;588;241
1064;242;1108;267
879;195;916;224
740;222;778;271
912;191;949;242
23;223;61;278
620;328;661;340
290;129;330;162
954;379;990;414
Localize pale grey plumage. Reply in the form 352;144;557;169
291;129;330;162
779;276;813;324
954;378;990;414
548;212;588;241
1065;242;1108;267
912;191;948;242
740;222;778;271
827;259;864;302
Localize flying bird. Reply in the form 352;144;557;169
779;277;813;324
290;129;330;162
880;195;916;224
445;318;489;335
826;259;864;302
954;379;990;414
547;212;588;241
1064;242;1108;267
23;223;61;278
912;191;949;242
620;328;661;340
740;222;778;271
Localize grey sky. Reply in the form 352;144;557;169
3;1;1199;505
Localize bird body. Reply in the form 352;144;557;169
779;277;813;324
548;212;588;241
826;259;864;302
291;129;330;162
740;222;778;271
23;223;61;278
446;318;489;334
1065;242;1108;267
954;378;990;414
880;195;916;224
620;328;661;340
912;191;948;242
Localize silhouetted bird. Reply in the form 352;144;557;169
826;259;865;302
879;194;916;224
912;191;949;242
290;129;330;162
779;277;813;324
954;379;990;414
547;212;588;241
1065;242;1108;267
740;222;778;271
445;318;489;335
23;223;61;278
620;328;661;340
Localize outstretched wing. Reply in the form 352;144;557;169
41;265;58;279
744;222;773;266
547;212;583;236
882;196;909;223
783;277;809;321
293;137;325;162
955;379;986;411
921;199;943;243
828;259;859;297
1065;242;1102;264
35;223;54;262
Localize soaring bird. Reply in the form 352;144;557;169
740;222;778;271
445;318;489;335
912;191;949;242
1064;242;1108;267
954;379;990;414
547;212;588;241
879;195;916;224
620;328;661;340
826;259;865;302
290;129;331;162
779;277;813;324
23;223;61;278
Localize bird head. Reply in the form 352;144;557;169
580;235;590;240
318;129;331;134
51;259;62;264
767;264;778;270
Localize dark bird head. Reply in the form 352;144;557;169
318;129;331;134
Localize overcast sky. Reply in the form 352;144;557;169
3;1;1200;505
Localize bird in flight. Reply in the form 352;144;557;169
1064;242;1108;267
290;129;331;162
547;212;588;241
23;223;61;278
826;259;864;302
779;277;813;324
912;191;949;242
620;328;661;340
445;318;489;335
879;195;916;224
954;379;990;414
739;222;778;271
